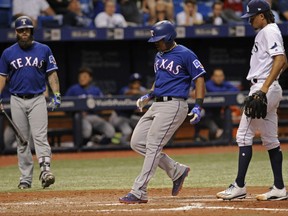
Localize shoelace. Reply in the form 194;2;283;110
225;184;236;193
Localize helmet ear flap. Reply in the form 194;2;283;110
165;35;171;42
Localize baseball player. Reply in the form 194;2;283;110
216;0;288;201
119;20;206;204
0;16;61;189
65;67;116;145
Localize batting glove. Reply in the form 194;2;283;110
188;105;202;124
136;92;154;112
49;92;61;111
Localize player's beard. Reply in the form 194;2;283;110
17;34;34;50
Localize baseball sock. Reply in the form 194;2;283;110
235;146;252;188
268;146;284;189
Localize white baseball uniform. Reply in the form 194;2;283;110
237;23;285;150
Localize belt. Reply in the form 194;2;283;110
12;93;42;99
251;78;278;84
154;96;185;102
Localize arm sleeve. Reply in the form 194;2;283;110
45;46;58;73
0;51;9;76
264;30;284;57
185;51;206;80
39;0;50;11
94;13;107;27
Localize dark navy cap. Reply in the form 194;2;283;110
15;16;34;29
129;73;142;82
241;0;270;18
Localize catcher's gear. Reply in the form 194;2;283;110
49;92;61;111
244;90;267;119
188;105;202;124
136;92;154;112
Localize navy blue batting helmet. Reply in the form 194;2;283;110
148;20;176;43
15;16;34;30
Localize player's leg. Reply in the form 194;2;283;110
109;113;132;145
87;114;116;144
216;113;256;200
10;96;33;189
132;102;189;184
29;95;54;188
256;85;287;200
4;125;17;149
129;100;188;200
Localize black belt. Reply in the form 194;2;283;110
154;96;186;102
12;93;42;99
155;96;173;102
251;78;278;84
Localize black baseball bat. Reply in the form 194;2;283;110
0;105;28;146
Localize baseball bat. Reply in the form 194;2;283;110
0;104;28;146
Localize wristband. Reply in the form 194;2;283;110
148;90;155;98
195;98;203;107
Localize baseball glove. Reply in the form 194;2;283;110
244;90;267;119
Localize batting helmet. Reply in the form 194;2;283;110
148;20;176;43
15;16;34;30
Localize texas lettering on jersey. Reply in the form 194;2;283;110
154;58;182;75
10;56;45;70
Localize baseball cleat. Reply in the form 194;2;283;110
119;193;148;204
172;167;190;196
40;171;55;189
256;185;288;201
216;182;247;200
18;182;31;190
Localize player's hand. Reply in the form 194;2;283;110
49;92;61;111
136;92;153;112
188;105;202;124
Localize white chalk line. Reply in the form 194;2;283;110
1;197;288;214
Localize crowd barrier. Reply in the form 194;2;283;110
1;91;288;154
0;22;288;43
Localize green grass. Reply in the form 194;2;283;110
0;150;287;192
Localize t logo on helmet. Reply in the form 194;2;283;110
21;18;27;25
150;30;155;37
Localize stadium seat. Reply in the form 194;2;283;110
0;0;12;28
197;1;213;21
174;0;184;16
0;0;11;8
37;15;63;28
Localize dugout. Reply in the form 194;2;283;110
0;24;288;154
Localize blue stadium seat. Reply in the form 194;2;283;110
0;9;11;28
37;15;63;28
0;0;12;28
174;0;184;16
0;0;12;8
197;1;213;20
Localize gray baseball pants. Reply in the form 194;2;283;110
129;99;189;200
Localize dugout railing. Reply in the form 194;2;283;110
1;91;288;154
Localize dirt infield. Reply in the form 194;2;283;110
1;187;288;216
1;145;288;216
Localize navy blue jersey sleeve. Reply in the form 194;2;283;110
184;51;206;80
0;50;9;76
45;46;58;73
